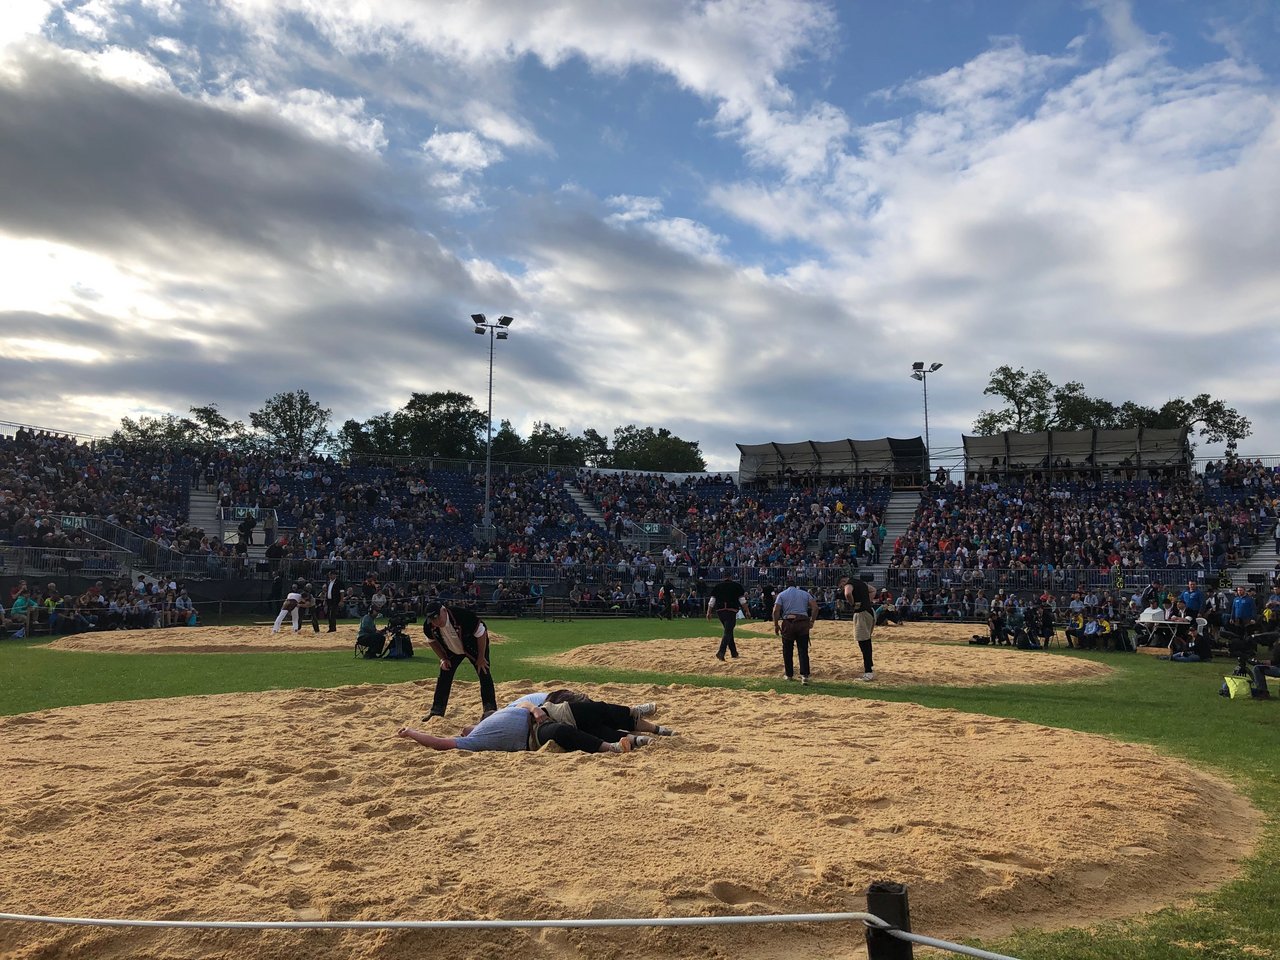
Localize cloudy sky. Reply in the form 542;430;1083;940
1;0;1277;470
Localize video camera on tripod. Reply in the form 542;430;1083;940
385;607;418;635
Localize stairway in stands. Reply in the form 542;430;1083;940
857;488;922;588
186;488;272;566
187;488;221;542
1228;519;1279;587
562;481;607;528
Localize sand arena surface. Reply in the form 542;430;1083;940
46;625;507;655
739;620;990;646
545;630;1112;687
0;681;1256;960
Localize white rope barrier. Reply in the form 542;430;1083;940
885;929;1023;960
0;910;875;931
0;908;1026;958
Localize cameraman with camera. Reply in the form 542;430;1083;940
355;607;389;658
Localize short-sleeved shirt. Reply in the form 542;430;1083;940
453;709;531;752
844;578;873;614
774;586;812;617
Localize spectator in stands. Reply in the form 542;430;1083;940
10;587;40;629
175;588;195;625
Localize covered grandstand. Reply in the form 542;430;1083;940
962;427;1191;480
736;437;928;487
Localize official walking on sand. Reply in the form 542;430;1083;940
773;577;818;684
707;570;749;661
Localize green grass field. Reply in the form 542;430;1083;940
2;619;1277;960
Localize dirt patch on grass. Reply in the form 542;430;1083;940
543;632;1111;687
45;625;506;654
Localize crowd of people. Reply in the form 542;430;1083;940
4;430;1278;637
0;429;200;555
0;574;196;638
889;463;1276;577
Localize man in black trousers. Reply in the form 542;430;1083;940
840;573;877;681
706;570;749;661
322;568;345;632
421;600;497;720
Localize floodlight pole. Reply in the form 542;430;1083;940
484;326;495;528
471;314;514;532
911;362;943;479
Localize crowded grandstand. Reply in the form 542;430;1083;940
2;421;1277;650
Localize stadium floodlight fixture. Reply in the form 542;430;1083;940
910;360;943;475
470;312;516;531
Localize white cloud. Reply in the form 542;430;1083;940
605;194;663;224
0;0;57;47
422;129;502;171
222;82;388;154
604;195;725;257
216;0;843;175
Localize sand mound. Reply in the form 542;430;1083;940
738;620;1007;645
45;625;506;655
544;635;1111;687
0;681;1255;960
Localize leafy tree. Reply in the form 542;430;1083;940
610;425;706;473
488;419;526;463
972;366;1055;434
249;389;332;458
109;402;247;452
579;427;612;468
1156;394;1251;445
527;421;588;468
187;403;248;449
391;391;486;461
973;367;1251;446
109;413;197;451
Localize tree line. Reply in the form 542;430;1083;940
973;365;1251;446
108;390;709;473
105;368;1251;473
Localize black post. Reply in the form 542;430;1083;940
865;881;912;959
